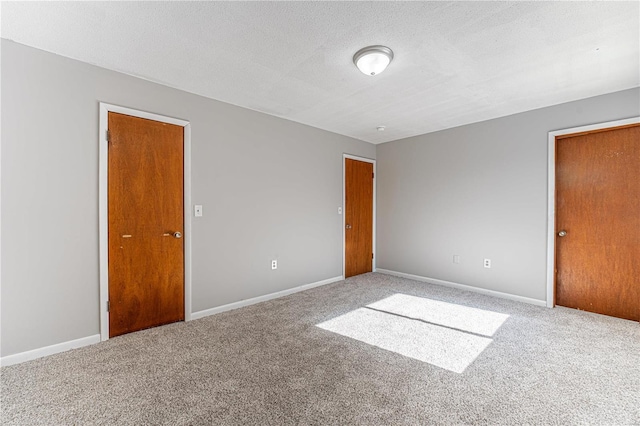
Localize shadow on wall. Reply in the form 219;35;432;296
317;294;509;373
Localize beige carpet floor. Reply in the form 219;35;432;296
2;272;639;425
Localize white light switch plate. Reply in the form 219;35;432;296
194;205;203;217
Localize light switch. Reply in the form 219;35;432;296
338;207;343;215
194;205;203;217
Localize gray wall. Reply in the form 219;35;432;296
377;88;640;301
1;40;375;357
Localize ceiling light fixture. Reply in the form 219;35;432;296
377;126;386;132
353;45;394;76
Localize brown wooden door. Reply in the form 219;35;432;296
555;123;639;321
108;112;185;337
345;158;374;278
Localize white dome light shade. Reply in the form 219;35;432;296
353;45;394;76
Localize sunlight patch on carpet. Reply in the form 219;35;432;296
317;294;509;373
367;294;509;337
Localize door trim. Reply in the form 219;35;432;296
546;116;639;308
343;154;376;278
98;103;192;341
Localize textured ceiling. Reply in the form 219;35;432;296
2;1;639;144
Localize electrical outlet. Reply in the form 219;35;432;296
453;255;461;264
484;259;491;268
271;260;277;270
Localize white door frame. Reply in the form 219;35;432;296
98;102;192;341
343;154;377;278
546;116;639;308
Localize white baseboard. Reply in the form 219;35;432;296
376;269;547;307
191;275;344;320
1;276;344;366
1;334;101;367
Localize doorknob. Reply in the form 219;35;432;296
346;224;352;229
558;230;567;237
163;231;182;238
